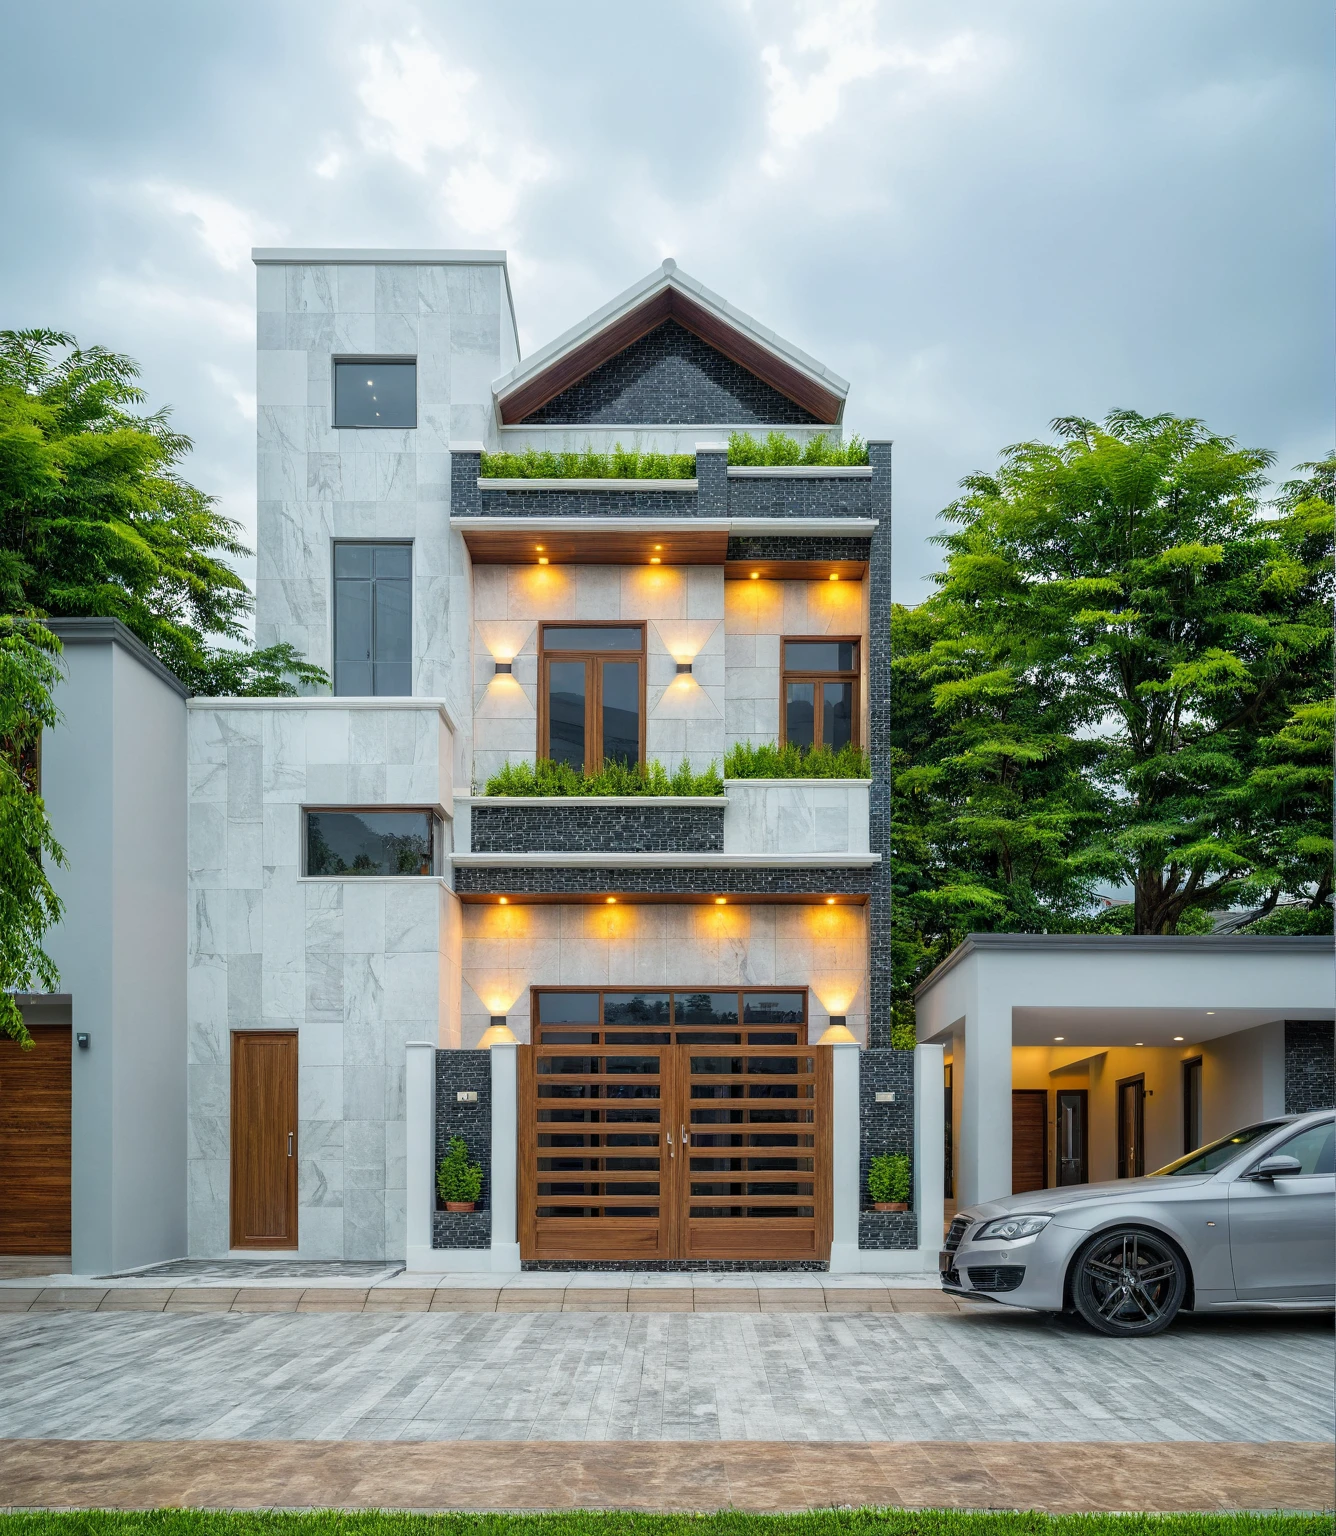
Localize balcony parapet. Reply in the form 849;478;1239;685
458;795;725;854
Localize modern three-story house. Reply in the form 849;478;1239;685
179;248;925;1271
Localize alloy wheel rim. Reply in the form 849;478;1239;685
1082;1231;1178;1327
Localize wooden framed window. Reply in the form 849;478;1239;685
781;637;859;751
538;623;646;771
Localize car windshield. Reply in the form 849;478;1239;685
1152;1122;1287;1176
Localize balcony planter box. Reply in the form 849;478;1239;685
460;796;726;854
873;1201;908;1212
723;778;870;856
444;1200;476;1213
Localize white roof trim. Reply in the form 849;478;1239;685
450;516;877;534
452;852;880;867
489;258;850;404
478;478;697;492
252;248;507;264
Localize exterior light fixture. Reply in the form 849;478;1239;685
606;896;616;905
1054;1036;1064;1041
537;556;549;565
494;660;512;675
714;896;727;905
654;544;662;551
676;662;692;675
1206;1010;1215;1015
498;896;508;905
536;544;545;551
1173;1035;1184;1041
478;1015;518;1048
649;556;661;565
826;897;836;905
817;1015;857;1045
829;572;839;581
1135;1042;1144;1047
750;571;760;580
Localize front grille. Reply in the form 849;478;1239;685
966;1265;1025;1293
943;1215;971;1254
940;1266;963;1290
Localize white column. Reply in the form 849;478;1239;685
913;1042;945;1261
405;1041;436;1270
827;1041;861;1273
958;976;1013;1206
489;1041;521;1272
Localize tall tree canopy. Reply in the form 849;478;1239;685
0;617;65;1044
0;328;323;695
893;412;1333;1004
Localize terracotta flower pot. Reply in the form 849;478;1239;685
444;1201;476;1213
873;1201;909;1212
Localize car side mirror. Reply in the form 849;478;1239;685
1250;1155;1303;1181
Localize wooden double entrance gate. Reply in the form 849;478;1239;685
519;988;831;1263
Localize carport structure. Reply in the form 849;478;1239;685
914;934;1334;1207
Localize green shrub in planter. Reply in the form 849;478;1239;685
868;1152;911;1207
436;1136;483;1207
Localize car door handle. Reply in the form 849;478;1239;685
288;1132;294;1158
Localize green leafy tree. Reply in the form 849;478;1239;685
0;328;323;695
0;618;66;1045
893;414;1333;1004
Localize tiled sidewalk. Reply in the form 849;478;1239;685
0;1283;967;1314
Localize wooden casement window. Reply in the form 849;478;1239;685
538;623;646;772
781;638;859;751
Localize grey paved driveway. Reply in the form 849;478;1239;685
0;1306;1328;1445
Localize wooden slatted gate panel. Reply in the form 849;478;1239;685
518;989;831;1264
0;1025;72;1255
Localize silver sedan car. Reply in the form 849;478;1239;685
941;1108;1335;1336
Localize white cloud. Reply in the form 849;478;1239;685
357;37;476;173
206;364;257;424
95;274;253;341
758;1;978;170
140;181;279;271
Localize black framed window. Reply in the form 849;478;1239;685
334;542;411;696
1182;1058;1202;1154
305;810;441;877
533;988;808;1046
333;359;417;428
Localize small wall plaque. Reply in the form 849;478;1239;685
456;1090;478;1103
875;1091;895;1103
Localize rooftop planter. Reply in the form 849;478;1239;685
482;758;723;797
477;432;868;482
723;741;871;779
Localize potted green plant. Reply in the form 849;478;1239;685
868;1152;910;1212
436;1135;484;1212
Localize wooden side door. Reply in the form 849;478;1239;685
1011;1089;1048;1193
0;1025;71;1255
230;1031;298;1249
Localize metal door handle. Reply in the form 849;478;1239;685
681;1123;689;1148
288;1132;294;1158
666;1129;674;1159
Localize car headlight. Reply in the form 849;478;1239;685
974;1214;1052;1242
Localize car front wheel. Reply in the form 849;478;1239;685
1071;1227;1187;1337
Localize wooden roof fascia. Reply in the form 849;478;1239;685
496;285;844;426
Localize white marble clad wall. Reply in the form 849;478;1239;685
723;780;870;855
255;258;508;739
723;578;868;753
186;702;457;1261
460;902;869;1047
469;564;725;785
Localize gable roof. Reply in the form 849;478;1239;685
492;260;849;426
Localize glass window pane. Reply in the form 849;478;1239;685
603;994;670;1027
743;993;806;1024
306;811;433;877
373;661;412;697
674;992;740;1028
822;681;853;750
374;580;412;663
1271;1122;1335;1175
334;544;373;578
547;660;587;769
336;660;373;696
784;640;856;671
600;660;640;765
374;544;412;579
335;580;372;662
538;992;600;1024
333;361;417;428
785;682;814;748
542;626;642;652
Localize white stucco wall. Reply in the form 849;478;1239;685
185;699;460;1260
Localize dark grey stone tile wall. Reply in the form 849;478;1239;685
521;321;821;426
726;535;872;563
453;866;873;897
867;444;892;1050
727;474;872;519
1285;1020;1335;1113
478;485;699;516
471;802;725;853
433;1049;491;1249
859;1048;917;1249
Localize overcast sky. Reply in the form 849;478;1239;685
3;1;1331;610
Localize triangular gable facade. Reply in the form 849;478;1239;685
493;260;848;427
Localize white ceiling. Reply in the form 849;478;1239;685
1010;1006;1333;1048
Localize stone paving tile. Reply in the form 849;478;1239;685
30;1289;106;1312
163;1289;239;1312
1;1438;1328;1513
296;1290;369;1312
363;1289;434;1311
97;1290;173;1312
0;1289;42;1311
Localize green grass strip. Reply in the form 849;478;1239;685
482;757;724;797
723;741;871;779
0;1512;1324;1536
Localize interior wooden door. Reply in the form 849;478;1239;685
1011;1089;1048;1193
230;1031;298;1249
0;1025;71;1255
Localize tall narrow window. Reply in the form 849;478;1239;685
1182;1058;1203;1155
782;638;859;751
333;542;412;696
539;624;644;771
